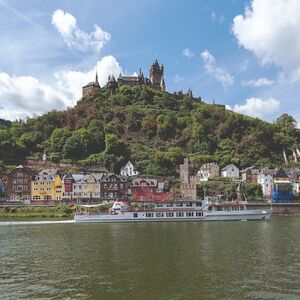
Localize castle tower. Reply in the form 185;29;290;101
82;70;101;97
150;59;164;90
180;158;193;184
187;88;193;98
107;75;118;95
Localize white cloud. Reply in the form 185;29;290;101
52;9;111;52
233;97;280;119
200;50;234;88
0;55;123;120
174;74;184;83
232;0;300;80
0;72;70;120
182;48;194;58
55;55;122;101
242;77;274;87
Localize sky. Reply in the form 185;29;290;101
1;0;300;124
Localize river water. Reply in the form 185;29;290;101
0;217;299;300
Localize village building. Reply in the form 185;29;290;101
100;174;128;200
31;169;62;201
72;173;104;202
240;166;261;183
197;162;220;181
272;167;293;203
62;173;75;201
120;161;139;177
5;165;32;202
257;169;274;198
0;178;5;196
221;164;240;180
289;169;300;196
128;178;171;201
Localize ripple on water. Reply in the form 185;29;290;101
0;217;300;300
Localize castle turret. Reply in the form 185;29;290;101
107;75;118;95
160;78;166;92
82;70;101;97
95;70;100;87
150;59;164;90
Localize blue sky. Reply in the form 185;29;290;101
1;0;300;124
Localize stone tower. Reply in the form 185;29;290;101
150;59;164;89
180;158;193;184
82;70;100;97
107;75;118;95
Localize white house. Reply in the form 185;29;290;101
257;171;274;198
120;161;139;177
221;164;239;179
197;163;220;181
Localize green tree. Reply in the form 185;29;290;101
62;135;87;160
49;128;72;153
87;120;105;154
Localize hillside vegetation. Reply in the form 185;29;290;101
0;85;299;176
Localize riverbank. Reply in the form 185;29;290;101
0;205;74;218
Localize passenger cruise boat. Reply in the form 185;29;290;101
74;197;272;223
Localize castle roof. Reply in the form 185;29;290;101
83;81;99;88
274;167;289;178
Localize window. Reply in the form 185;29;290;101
196;202;202;207
186;202;192;207
186;212;194;217
133;213;138;218
156;204;163;207
176;203;183;207
33;195;41;200
146;213;154;218
156;212;164;217
196;212;203;217
176;212;184;217
166;212;174;217
166;203;173;207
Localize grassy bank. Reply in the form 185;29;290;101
0;205;74;218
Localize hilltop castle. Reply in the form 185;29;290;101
82;60;165;97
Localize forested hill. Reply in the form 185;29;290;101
0;84;299;176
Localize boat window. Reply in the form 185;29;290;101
186;202;192;207
217;207;223;211
196;202;202;207
146;213;154;218
156;204;163;207
196;212;203;217
176;203;183;207
176;212;184;217
156;212;164;217
208;206;212;211
166;203;173;207
166;212;174;217
186;212;194;217
133;213;138;218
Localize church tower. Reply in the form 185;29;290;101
150;60;164;90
